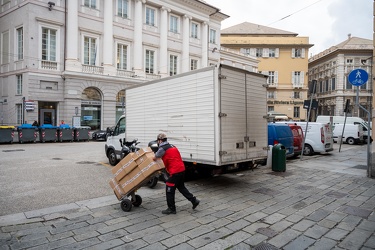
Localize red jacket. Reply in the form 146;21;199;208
161;144;185;174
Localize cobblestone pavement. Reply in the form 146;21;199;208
0;145;374;250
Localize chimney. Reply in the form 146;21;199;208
347;33;351;39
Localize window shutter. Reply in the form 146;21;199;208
291;48;295;58
275;48;279;58
275;91;277;99
291;72;295;84
301;48;305;58
274;71;278;83
301;71;305;84
263;48;269;58
250;48;256;57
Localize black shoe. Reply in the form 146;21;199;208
162;208;176;214
192;199;200;209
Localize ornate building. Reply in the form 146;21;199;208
308;35;373;120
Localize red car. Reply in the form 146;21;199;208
287;123;304;157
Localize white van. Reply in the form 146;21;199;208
105;115;126;166
332;124;364;145
279;122;334;156
316;115;371;143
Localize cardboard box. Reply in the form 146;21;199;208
135;151;155;165
111;153;137;182
119;167;143;193
109;178;126;200
138;155;165;179
132;147;153;160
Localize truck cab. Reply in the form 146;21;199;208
105;115;126;166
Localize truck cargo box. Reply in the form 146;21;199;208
124;65;268;168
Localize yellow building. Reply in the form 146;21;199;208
221;22;313;121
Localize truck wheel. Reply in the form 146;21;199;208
132;195;142;207
121;199;132;212
147;177;158;188
346;137;355;145
108;149;118;166
303;144;314;156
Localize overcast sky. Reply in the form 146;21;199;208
207;0;372;57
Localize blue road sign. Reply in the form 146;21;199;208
348;69;369;86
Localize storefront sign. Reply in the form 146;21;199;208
267;100;304;105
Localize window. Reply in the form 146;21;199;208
256;48;263;57
292;48;305;58
170;55;177;76
83;36;96;65
117;44;127;70
332;78;336;90
16;27;23;60
191;59;198;70
268;71;276;84
191;22;198;38
117;0;128;18
361;59;367;65
170;15;178;33
267;91;276;99
1;31;9;64
293;71;302;85
145;49;154;74
209;29;216;44
16;75;22;95
293;92;300;99
42;28;56;61
16;104;22;124
146;7;155;26
346;59;353;64
84;0;96;8
268;106;274;112
319;81;323;93
293;107;300;118
346;78;352;90
325;80;329;92
269;48;276;57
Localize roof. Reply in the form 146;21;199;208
221;22;298;36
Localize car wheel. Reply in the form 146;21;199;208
303;144;314;156
108;149;118;166
346;137;355;145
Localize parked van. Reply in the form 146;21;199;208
279;122;334;156
316;115;371;143
287;123;304;157
268;123;294;158
333;124;364;145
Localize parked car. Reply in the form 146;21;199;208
333;124;364;145
92;130;108;141
287;123;304;157
268;123;294;158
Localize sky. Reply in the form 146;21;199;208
206;0;373;57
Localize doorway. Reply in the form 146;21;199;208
40;109;55;126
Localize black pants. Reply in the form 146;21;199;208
165;171;195;211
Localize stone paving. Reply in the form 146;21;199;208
0;145;374;250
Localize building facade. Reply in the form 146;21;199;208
1;0;258;129
220;22;312;121
308;35;373;120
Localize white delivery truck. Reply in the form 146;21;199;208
106;65;268;174
316;115;372;143
332;124;364;145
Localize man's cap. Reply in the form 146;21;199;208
157;133;167;140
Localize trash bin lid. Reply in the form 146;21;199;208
0;126;15;129
40;124;58;129
73;126;91;129
18;124;37;129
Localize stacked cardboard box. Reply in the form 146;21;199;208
109;147;165;200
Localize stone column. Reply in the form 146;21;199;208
133;0;144;75
66;0;80;70
159;6;169;76
181;15;191;73
103;0;113;71
201;22;208;67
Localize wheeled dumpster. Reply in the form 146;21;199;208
17;124;38;143
74;126;90;142
58;125;74;142
0;126;15;143
39;124;58;142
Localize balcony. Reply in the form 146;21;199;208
41;60;57;70
82;65;103;75
292;83;303;88
267;83;278;88
146;73;161;80
117;69;135;78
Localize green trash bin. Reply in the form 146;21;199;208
272;144;286;172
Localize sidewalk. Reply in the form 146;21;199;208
0;145;374;250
